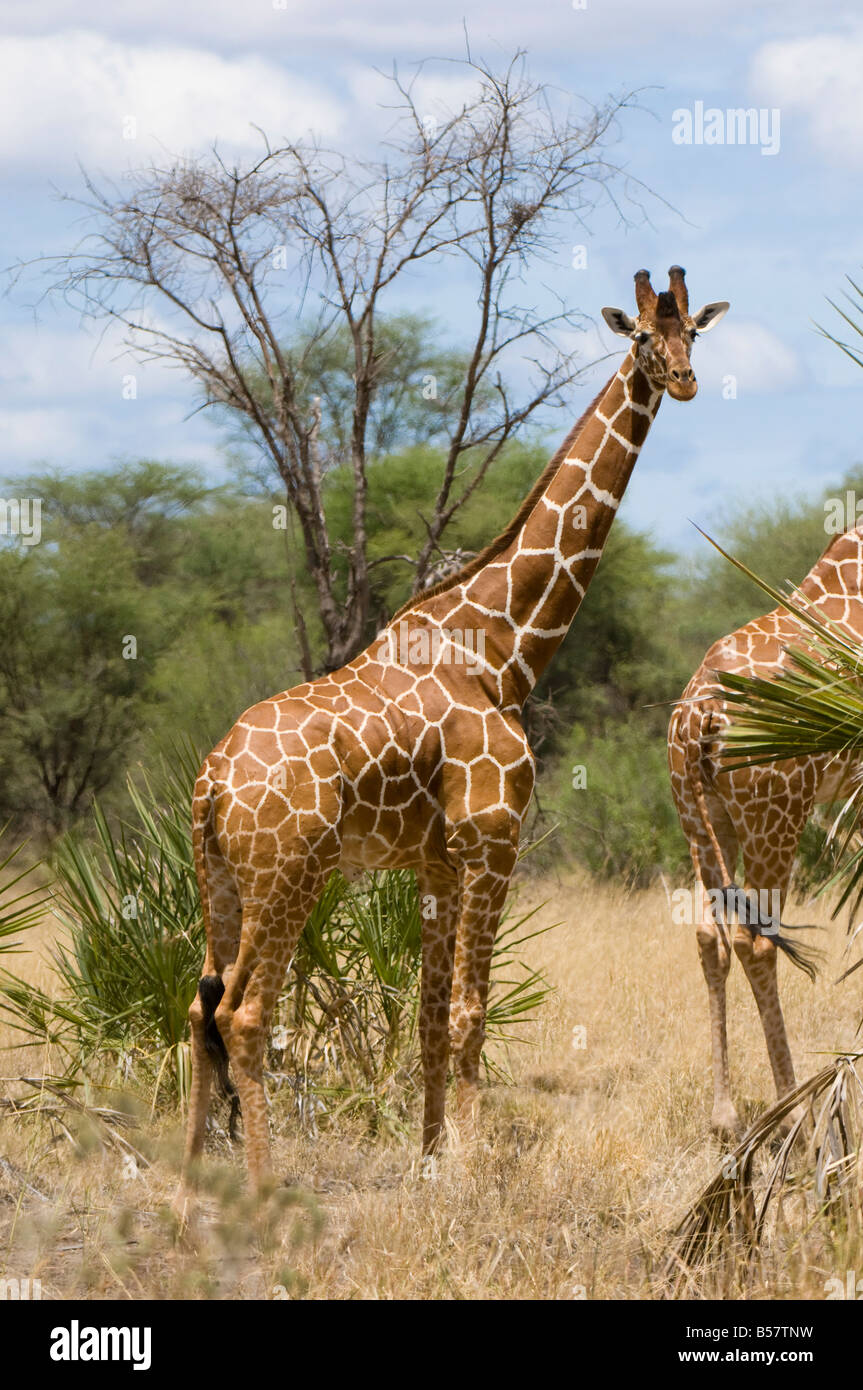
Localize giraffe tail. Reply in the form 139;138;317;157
719;884;822;982
192;764;241;1139
680;708;822;981
198;974;240;1139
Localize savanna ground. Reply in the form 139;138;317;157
0;868;859;1301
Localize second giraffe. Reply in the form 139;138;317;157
668;526;863;1135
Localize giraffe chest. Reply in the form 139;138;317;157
333;692;533;870
333;705;444;870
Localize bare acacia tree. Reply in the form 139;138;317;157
43;51;650;673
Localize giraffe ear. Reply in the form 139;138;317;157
601;307;637;337
691;301;730;333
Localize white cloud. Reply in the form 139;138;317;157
0;318;223;472
690;320;800;395
0;31;344;174
0;321;172;403
348;67;485;130
0;3;463;52
0;0;848;56
751;31;863;164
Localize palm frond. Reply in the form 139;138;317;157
816;273;863;369
0;825;49;953
664;1055;863;1297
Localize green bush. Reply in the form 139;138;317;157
0;749;555;1131
0;827;49;953
0;746;205;1103
543;719;689;886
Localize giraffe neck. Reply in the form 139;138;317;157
459;349;663;706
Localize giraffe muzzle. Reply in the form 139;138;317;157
667;366;697;402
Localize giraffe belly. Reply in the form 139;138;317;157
338;792;446;873
337;753;447;870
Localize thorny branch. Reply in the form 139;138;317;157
24;51;657;671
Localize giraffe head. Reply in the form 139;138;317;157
601;266;729;401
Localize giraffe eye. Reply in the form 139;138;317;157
635;330;651;345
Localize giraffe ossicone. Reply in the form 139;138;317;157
177;266;729;1197
668;525;863;1136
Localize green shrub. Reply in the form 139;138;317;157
0;826;48;953
0;745;205;1103
0;748;555;1131
542;719;689;886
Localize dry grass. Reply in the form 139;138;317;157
1;869;860;1300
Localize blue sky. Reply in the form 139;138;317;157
1;0;861;552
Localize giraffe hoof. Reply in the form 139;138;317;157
419;1153;439;1181
169;1187;199;1245
170;1186;192;1223
711;1106;741;1139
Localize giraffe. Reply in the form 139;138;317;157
179;267;729;1195
668;524;863;1136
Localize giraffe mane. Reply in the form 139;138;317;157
654;289;681;321
393;375;614;619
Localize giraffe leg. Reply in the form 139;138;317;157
182;973;215;1173
732;925;800;1117
694;879;738;1136
215;870;330;1193
732;905;797;1106
173;982;216;1229
731;876;803;1121
677;791;741;1135
730;781;815;1121
449;857;515;1142
416;864;460;1156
